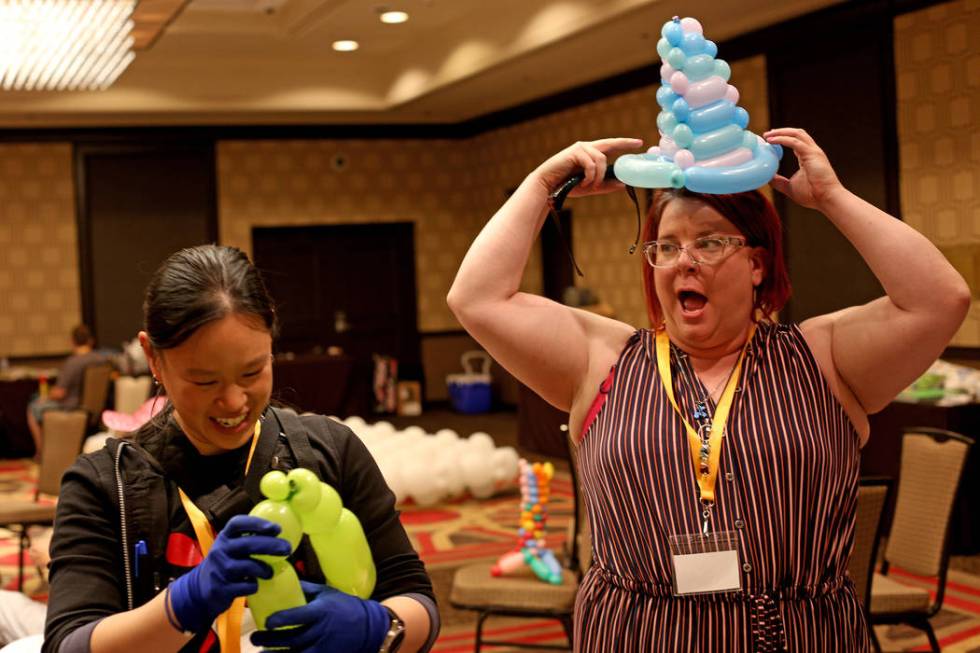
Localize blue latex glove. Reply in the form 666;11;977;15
169;515;291;633
250;581;390;653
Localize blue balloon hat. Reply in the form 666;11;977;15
613;16;782;194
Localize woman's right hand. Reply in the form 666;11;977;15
167;514;291;633
530;138;643;198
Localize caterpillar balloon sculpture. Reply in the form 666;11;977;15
247;468;376;630
491;460;564;585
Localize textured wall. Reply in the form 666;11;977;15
217;138;495;333
0;144;79;357
894;0;980;346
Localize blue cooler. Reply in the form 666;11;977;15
447;351;492;414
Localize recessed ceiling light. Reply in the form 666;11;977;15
332;40;359;52
380;10;409;24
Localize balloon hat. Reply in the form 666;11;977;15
548;16;783;274
614;16;782;193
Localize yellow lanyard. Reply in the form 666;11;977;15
654;326;754;508
177;420;262;653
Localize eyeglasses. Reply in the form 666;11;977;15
642;236;748;268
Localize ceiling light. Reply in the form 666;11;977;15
332;40;359;52
0;0;137;92
379;10;408;24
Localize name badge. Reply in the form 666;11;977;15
669;531;742;596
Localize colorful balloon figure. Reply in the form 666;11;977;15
491;460;563;585
613;15;783;194
247;468;377;630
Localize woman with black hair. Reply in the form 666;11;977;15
43;245;436;653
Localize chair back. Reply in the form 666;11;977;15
850;477;891;608
885;428;972;577
80;363;113;425
566;427;592;578
114;375;152;414
37;410;88;497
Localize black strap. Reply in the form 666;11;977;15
268;406;318;471
242;408;288;503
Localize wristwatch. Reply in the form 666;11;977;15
378;606;406;653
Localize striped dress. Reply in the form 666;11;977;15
574;322;871;652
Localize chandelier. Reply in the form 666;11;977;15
0;0;137;92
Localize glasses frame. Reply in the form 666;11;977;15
642;235;748;268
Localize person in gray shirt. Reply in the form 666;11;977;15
26;324;107;454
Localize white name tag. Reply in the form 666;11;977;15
669;531;742;596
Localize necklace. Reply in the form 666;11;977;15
676;348;741;477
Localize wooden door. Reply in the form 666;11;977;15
76;142;217;349
252;223;421;377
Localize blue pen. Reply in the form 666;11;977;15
134;539;148;579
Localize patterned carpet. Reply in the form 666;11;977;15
3;458;980;651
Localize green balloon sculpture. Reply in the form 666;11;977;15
247;468;377;630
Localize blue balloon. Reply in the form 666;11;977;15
734;106;750;129
671;98;690;122
656;110;678;134
666;47;686;70
684;54;715;81
683;144;782;194
687;100;735;134
661;20;683;47
714;59;731;82
613;154;685;189
672;124;694;148
656;37;672;60
689;124;743;160
656;86;679;109
681;32;706;55
704;40;718;57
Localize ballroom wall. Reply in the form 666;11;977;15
893;0;980;347
0;0;977;357
0;144;78;356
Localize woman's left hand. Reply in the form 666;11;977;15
763;128;845;210
250;581;391;653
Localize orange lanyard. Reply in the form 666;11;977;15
177;420;261;653
654;326;754;510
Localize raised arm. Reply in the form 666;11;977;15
446;139;641;411
767;128;971;417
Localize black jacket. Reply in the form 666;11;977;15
43;407;434;653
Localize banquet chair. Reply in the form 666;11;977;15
450;427;589;652
849;477;892;651
0;410;88;590
869;427;973;653
78;363;113;430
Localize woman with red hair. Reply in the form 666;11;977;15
448;128;969;652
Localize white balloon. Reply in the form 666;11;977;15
377;456;408;504
434;428;459;441
344;415;367;431
440;453;466;498
401;425;427;438
491;446;520;484
401;459;442;506
460;449;496;499
372;420;396;435
466;431;496;452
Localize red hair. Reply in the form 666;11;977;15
641;188;791;326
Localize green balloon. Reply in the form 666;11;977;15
248;559;305;630
246;468;378;628
310;509;377;599
248;499;302;565
260;470;290;502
